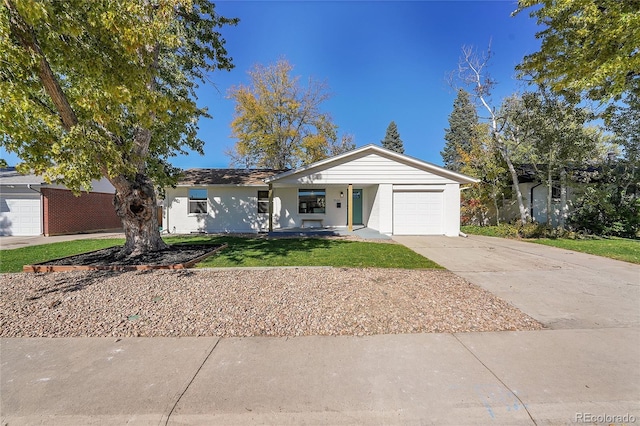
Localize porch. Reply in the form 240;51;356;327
267;225;391;240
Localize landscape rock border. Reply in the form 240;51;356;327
22;244;227;273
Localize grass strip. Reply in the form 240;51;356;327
0;235;440;273
529;237;640;264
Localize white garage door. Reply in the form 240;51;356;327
0;195;42;236
393;190;444;235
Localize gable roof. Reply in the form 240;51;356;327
0;167;46;185
177;168;286;186
265;144;479;184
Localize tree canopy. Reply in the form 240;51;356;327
515;0;640;102
1;0;237;255
442;89;478;172
381;121;404;154
228;59;341;169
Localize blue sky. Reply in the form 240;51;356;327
189;0;542;168
2;1;543;169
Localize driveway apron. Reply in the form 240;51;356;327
1;234;638;425
393;235;640;330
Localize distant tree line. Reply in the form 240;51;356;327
442;0;639;238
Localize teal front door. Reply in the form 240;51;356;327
351;189;363;225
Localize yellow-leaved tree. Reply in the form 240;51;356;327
227;59;351;169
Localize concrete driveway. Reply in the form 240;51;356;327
1;234;639;424
0;232;124;250
393;235;640;330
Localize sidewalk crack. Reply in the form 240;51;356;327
452;334;538;425
163;339;221;426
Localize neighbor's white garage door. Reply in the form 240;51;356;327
393;190;444;235
0;195;42;236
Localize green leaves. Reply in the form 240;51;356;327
516;0;640;102
228;59;338;169
1;0;237;191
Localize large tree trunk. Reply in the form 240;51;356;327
111;173;167;258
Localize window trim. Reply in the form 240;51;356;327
298;188;326;214
257;190;269;214
188;188;208;215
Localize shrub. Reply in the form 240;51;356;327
568;186;639;238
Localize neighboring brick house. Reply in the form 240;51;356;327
0;168;122;236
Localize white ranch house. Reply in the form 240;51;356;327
164;145;477;236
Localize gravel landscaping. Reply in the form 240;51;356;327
1;268;543;337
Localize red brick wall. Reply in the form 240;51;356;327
41;188;122;236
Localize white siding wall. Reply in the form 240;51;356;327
165;186;276;233
496;182;577;226
443;183;461;236
531;183;575;227
364;186;379;230
377;184;394;234
274;153;458;185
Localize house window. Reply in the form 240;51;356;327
298;189;325;214
552;186;561;201
188;188;208;214
257;190;269;214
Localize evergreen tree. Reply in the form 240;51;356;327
442;89;479;172
381;121;405;154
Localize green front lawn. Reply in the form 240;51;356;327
189;236;441;269
0;235;440;273
462;225;640;264
0;239;125;273
529;237;640;265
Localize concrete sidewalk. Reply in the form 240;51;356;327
0;232;125;250
2;234;639;424
2;330;638;425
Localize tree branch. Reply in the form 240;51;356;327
5;0;78;130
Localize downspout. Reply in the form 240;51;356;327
530;182;543;222
26;184;44;236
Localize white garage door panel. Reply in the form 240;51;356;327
393;191;444;235
0;196;42;236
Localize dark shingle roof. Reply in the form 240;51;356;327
177;169;287;186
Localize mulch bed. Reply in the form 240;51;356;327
23;244;225;273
